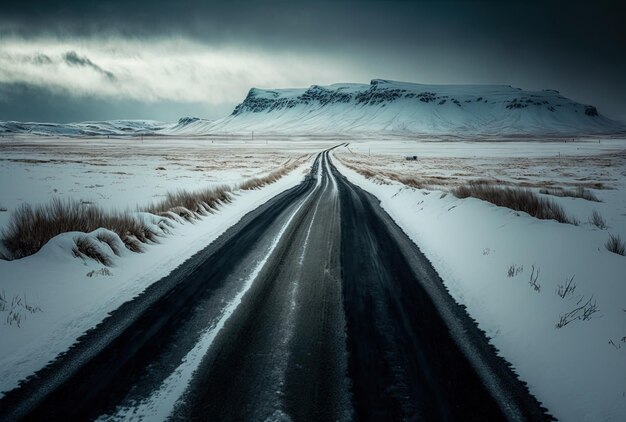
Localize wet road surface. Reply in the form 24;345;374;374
0;149;551;421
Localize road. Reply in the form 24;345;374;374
0;149;551;421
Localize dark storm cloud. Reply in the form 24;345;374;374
0;0;625;122
30;54;53;65
62;51;116;81
0;83;233;122
1;0;623;54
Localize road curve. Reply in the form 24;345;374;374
0;149;552;421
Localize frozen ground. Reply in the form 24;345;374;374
0;137;330;229
0;136;332;397
1;136;625;420
333;137;626;421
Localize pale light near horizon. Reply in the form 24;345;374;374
0;36;353;105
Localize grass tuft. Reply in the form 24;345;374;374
73;235;113;266
239;159;302;190
1;157;305;261
606;233;625;256
145;186;233;217
588;209;607;229
96;230;124;256
453;181;573;224
2;198;152;259
539;186;601;202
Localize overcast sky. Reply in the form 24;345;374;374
0;0;624;123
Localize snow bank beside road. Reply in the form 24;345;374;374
0;160;310;398
332;154;626;421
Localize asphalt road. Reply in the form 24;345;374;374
0;149;551;421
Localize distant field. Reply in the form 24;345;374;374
336;138;625;188
332;138;626;421
335;138;626;235
0;136;331;230
4;135;625;234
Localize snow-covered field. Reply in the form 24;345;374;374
0;137;329;228
333;138;626;421
1;135;625;420
0;136;331;397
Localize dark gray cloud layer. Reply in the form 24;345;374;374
1;0;625;122
62;51;116;81
0;83;232;122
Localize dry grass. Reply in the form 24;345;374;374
73;235;113;266
239;158;303;190
96;230;124;256
239;174;281;190
606;233;625;256
2;198;153;259
146;157;307;217
145;186;232;218
391;175;431;189
335;149;623;195
539;186;601;202
2;157;305;261
337;158;438;188
453;181;573;224
588;209;607;229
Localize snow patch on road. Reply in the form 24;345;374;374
299;156;326;266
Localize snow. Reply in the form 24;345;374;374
1;134;625;420
0;138;326;398
298;157;324;267
331;139;626;421
0;120;166;137
176;80;625;136
0;137;323;229
3;80;625;138
100;163;320;421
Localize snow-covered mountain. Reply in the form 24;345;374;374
1;80;623;137
172;79;625;136
0;120;166;137
160;117;214;136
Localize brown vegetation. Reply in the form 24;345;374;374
1;158;305;261
606;233;625;256
73;235;113;266
588;209;607;229
336;157;448;189
239;158;304;190
539;186;601;202
2;198;154;259
145;186;232;218
452;181;574;224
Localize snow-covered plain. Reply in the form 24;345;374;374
0;137;325;228
333;138;626;421
0;137;332;397
1;135;625;421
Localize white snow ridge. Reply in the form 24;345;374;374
2;80;624;137
0;120;166;137
172;79;625;136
